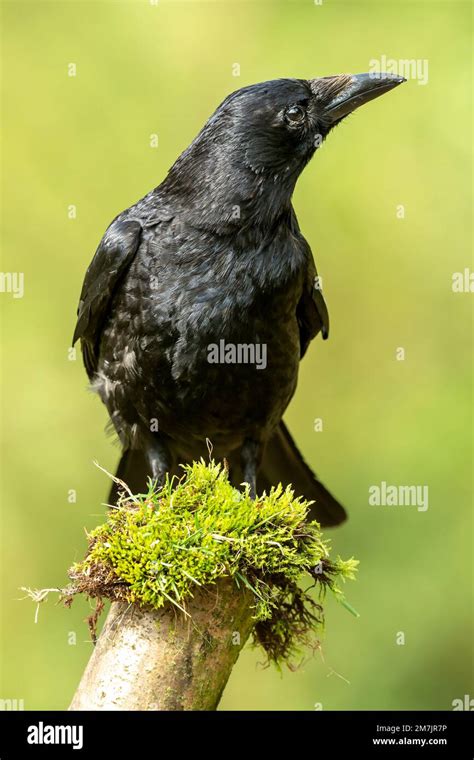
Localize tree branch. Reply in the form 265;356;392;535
69;579;253;711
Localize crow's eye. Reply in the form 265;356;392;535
284;104;305;126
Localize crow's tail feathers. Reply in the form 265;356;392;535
109;448;151;506
109;422;347;528
258;422;347;527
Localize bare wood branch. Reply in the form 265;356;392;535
69;579;254;711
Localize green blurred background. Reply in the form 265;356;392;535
1;0;472;711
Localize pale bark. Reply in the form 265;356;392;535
69;579;254;711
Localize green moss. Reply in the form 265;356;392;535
68;459;358;665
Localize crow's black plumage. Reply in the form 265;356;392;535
73;73;404;526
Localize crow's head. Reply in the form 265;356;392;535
164;74;405;230
218;74;405;174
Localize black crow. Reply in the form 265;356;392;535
73;73;405;526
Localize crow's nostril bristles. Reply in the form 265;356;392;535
309;73;353;101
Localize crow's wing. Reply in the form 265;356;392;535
296;238;330;357
72;218;142;377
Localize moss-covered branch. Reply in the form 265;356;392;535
54;460;356;710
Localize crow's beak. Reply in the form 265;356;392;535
311;73;406;123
